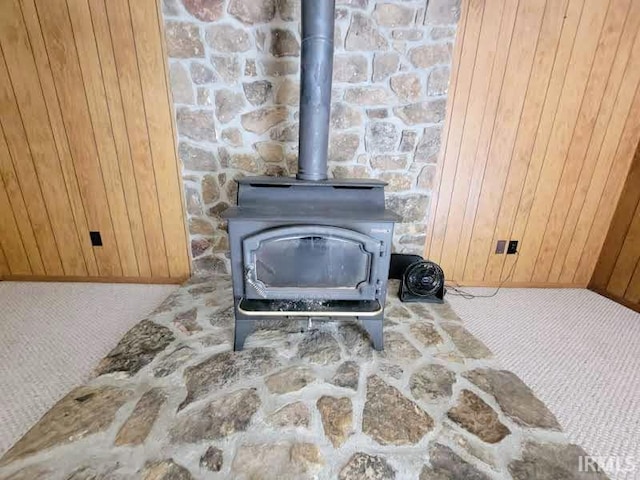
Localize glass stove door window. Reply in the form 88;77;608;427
252;235;371;289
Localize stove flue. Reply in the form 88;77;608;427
296;0;333;181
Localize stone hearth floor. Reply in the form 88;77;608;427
0;276;608;480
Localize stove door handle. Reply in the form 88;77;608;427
237;298;383;317
245;265;267;298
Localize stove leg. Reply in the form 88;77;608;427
363;317;384;351
234;320;254;351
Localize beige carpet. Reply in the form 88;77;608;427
448;287;640;480
0;281;177;455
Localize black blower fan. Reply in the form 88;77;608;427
389;253;446;303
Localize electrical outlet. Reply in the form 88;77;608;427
90;231;103;247
495;240;506;254
507;240;518;254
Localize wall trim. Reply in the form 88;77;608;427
0;275;187;285
447;281;587;289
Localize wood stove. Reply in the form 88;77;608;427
223;0;399;350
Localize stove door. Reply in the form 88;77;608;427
242;225;382;300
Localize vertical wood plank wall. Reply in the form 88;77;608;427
0;0;190;282
425;0;640;287
590;144;640;312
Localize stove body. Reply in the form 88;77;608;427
225;177;397;350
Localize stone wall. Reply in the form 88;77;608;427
161;0;460;274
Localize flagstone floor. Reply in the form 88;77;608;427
0;276;608;479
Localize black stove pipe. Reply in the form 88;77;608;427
296;0;335;182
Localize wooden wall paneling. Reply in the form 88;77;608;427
562;30;640;283
625;250;640;303
34;0;122;276
512;0;610;283
533;0;631;282
88;0;152;277
626;272;640;304
589;138;640;309
573;82;640;283
0;240;9;276
436;0;504;276
0;0;188;282
0;27;67;275
607;198;640;296
129;0;190;278
66;0;139;277
19;0;98;276
505;0;585;283
2;0;88;276
155;0;190;280
105;0;170;278
155;0;191;280
548;0;640;283
426;0;485;266
453;0;520;280
427;0;640;287
619;146;640;304
424;0;467;253
436;0;518;278
448;0;508;280
424;0;468;265
484;0;570;281
590;146;640;288
464;0;547;281
0;176;29;274
0;136;31;274
0;102;44;274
